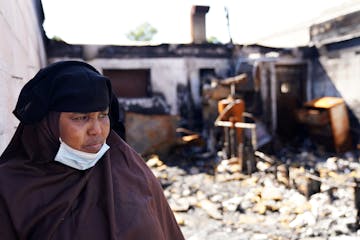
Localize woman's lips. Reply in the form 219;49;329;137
83;143;103;153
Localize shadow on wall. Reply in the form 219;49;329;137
311;58;360;145
311;58;342;98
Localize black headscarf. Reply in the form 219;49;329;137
13;60;125;138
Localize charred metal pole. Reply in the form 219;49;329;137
354;178;360;229
224;6;233;44
223;127;230;158
229;117;237;158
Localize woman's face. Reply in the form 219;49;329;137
59;109;110;153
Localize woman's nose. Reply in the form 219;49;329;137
88;119;102;135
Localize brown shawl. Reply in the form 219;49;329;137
0;114;184;240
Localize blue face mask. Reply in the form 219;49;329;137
54;139;110;170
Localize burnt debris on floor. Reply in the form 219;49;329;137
146;145;360;239
143;64;360;239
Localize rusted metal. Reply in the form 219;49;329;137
215;99;258;174
217;98;245;150
214;72;258;174
296;108;329;126
176;128;204;146
125;113;179;155
297;97;352;153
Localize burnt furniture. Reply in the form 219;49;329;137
297;97;352;153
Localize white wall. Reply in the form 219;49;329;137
318;46;360;123
90;57;229;115
0;0;46;153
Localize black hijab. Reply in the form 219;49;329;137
13;60;125;138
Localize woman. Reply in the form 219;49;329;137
0;61;184;240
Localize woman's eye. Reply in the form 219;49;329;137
99;112;109;118
72;116;88;121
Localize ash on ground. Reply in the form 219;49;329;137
146;148;360;240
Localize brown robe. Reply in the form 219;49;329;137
0;114;184;240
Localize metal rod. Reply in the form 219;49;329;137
215;120;256;129
354;178;360;230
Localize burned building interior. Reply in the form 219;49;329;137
43;6;360;239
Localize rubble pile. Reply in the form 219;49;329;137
146;151;360;240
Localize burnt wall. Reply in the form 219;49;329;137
306;41;360;145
